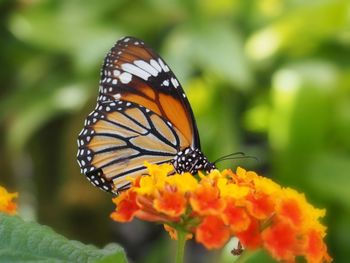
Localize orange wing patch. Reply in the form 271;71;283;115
159;94;192;146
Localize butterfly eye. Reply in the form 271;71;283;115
77;36;214;194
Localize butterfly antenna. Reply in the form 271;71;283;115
215;155;259;164
213;152;246;164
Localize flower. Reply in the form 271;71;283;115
221;198;250;232
154;190;187;217
195;216;230;249
262;220;300;261
110;190;139;222
190;181;225;216
0;186;18;215
110;163;331;263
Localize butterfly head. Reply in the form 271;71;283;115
171;147;216;174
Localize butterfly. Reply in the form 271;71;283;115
77;36;215;194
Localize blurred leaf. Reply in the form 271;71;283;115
164;22;252;88
244;103;270;133
243;250;276;263
0;213;127;263
308;153;350;208
246;0;350;60
193;23;253;88
8;3;121;73
5;84;89;152
270;60;337;153
269;60;338;186
198;0;239;17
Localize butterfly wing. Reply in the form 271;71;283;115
77;100;188;193
98;36;200;149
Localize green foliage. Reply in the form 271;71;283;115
0;213;127;263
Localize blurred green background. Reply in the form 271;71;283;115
1;0;350;262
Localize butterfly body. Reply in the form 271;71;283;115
171;147;215;174
77;36;215;194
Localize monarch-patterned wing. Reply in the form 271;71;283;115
98;36;200;150
77;100;189;193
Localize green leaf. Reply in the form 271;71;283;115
0;214;127;263
246;0;350;60
163;22;252;88
308;153;350;208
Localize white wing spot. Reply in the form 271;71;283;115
158;59;169;72
134;60;158;76
171;77;179;88
162;80;169;86
113;70;120;76
114;93;121;100
119;72;132;84
112;79;118;85
150;59;162;72
121;63;151;80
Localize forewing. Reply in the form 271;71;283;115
98;36;200;149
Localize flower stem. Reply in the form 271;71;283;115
234;249;254;263
176;230;187;263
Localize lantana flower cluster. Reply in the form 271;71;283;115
111;162;331;263
0;186;18;215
